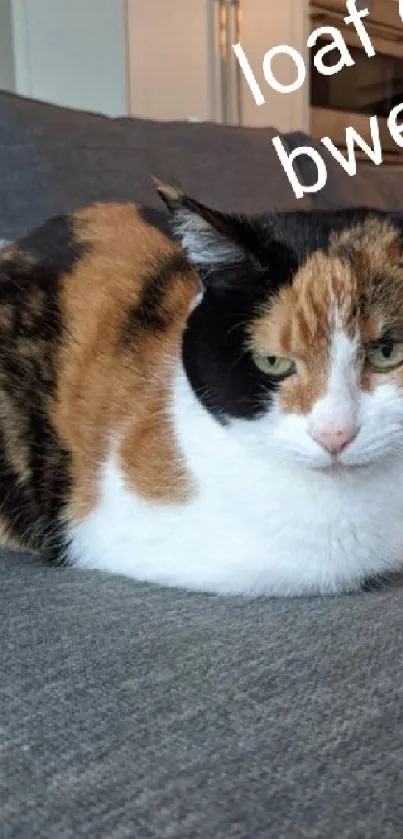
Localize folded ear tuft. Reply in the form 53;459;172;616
153;178;248;271
151;177;184;211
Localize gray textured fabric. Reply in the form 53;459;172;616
0;91;310;241
2;551;403;839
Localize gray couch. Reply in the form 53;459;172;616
2;92;403;839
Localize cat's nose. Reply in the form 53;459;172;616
311;425;357;455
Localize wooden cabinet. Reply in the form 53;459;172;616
2;0;309;131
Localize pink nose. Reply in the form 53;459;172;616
311;425;357;455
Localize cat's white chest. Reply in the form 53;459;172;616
70;371;403;596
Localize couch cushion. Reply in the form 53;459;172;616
2;549;403;839
0;92;310;240
354;164;403;211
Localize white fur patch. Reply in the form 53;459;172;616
69;362;403;597
174;210;245;267
308;329;359;441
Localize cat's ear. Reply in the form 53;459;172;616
152;177;259;274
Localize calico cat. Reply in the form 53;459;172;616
1;181;403;596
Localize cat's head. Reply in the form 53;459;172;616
156;179;403;472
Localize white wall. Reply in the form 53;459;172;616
0;0;15;91
12;0;128;116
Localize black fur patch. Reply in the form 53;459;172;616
183;252;296;422
361;571;402;592
121;252;190;343
0;215;85;558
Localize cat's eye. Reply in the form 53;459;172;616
366;341;403;372
252;351;296;379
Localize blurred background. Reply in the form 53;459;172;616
0;0;402;162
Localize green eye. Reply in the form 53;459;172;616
366;341;403;372
252;351;296;379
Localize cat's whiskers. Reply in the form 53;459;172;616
225;319;251;339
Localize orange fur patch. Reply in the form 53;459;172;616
52;203;198;519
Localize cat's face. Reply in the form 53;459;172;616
157;182;403;472
249;227;403;471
